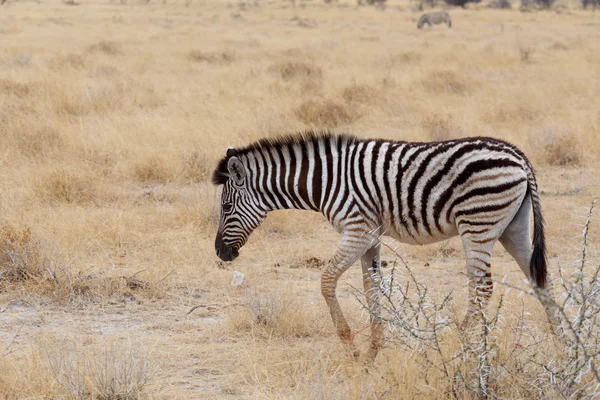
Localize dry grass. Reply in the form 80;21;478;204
421;69;478;96
269;61;323;81
35;169;96;204
186;50;234;64
294;99;358;127
87;40;123;56
0;0;599;398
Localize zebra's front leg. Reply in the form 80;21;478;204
321;233;375;358
361;244;384;360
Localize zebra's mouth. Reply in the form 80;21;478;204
216;246;239;262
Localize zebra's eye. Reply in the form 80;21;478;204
223;202;233;212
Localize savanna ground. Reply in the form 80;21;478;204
0;0;599;397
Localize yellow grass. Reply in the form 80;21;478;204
0;0;599;397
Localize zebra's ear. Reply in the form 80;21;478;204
227;156;246;187
226;147;237;158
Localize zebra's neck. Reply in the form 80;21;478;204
240;136;352;215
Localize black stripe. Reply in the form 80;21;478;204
455;198;515;218
395;145;411;233
312;137;323;210
462;228;491;235
357;143;378;216
457;217;505;227
370;141;384;217
446;177;526;222
322;137;335;216
285;144;302;209
433;158;522;229
329;139;347;222
382;144;395;222
425;143;487;232
406;143;452;235
297;141;316;210
267;149;288;209
258;151;279;209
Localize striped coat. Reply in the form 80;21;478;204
212;132;559;359
417;11;452;29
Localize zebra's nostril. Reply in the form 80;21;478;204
216;248;221;257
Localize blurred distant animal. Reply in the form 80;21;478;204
417;11;452;29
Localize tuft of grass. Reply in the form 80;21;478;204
341;83;380;105
225;288;324;339
186;50;234;64
35;169;96;204
87;40;123;56
0;79;35;98
133;155;173;183
532;127;583;166
294;99;357;128
269;61;323;81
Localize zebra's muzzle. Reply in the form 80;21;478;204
215;234;239;262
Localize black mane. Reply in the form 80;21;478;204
211;130;358;186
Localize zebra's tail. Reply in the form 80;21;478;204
526;164;547;289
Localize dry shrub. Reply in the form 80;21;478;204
269;61;322;81
133;155;173;183
420;113;463;141
294;99;357;128
35;169;96;204
341;83;380;105
531;127;582;166
87;40;123;56
186;50;234;64
0;79;35;98
0;223;154;304
46;340;157;399
421;70;477;95
0;224;47;282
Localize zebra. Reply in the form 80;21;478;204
212;131;560;359
417;11;452;29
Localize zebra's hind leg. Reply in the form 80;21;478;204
460;235;497;331
499;195;561;335
321;231;376;358
361;244;384;360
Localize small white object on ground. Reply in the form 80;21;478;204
231;271;246;287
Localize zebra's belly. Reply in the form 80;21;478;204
385;221;459;246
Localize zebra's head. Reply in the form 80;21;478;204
212;147;267;262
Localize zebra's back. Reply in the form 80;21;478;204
344;137;531;245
